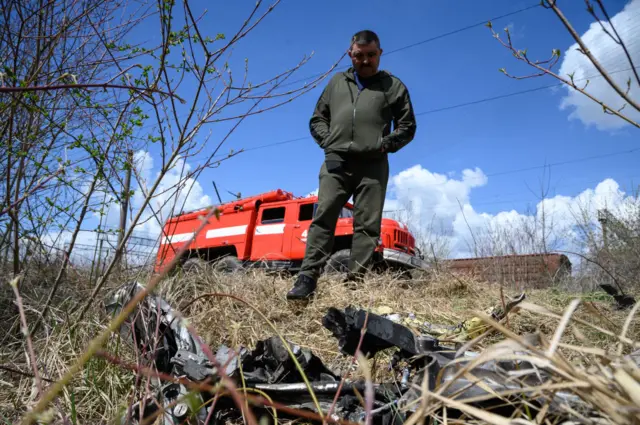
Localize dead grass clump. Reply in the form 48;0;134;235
0;266;146;424
153;267;639;380
0;306;135;424
413;299;640;424
3;264;639;424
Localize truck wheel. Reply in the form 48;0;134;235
213;255;242;273
324;249;351;275
182;257;209;273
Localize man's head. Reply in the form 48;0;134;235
348;30;382;78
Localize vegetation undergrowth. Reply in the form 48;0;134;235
1;265;638;424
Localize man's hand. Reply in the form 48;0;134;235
379;82;417;154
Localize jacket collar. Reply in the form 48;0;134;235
343;67;386;83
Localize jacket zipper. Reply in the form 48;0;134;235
351;81;362;153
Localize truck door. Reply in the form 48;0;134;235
289;201;316;260
251;205;287;261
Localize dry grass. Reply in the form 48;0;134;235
160;267;638;374
1;265;639;424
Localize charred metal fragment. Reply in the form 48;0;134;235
105;282;600;425
239;336;339;384
322;306;421;358
600;283;636;309
171;349;215;381
105;281;207;375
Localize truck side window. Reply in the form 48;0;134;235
261;207;285;224
298;203;315;221
340;207;353;218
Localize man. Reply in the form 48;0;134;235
286;30;417;300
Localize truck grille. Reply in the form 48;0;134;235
394;229;414;248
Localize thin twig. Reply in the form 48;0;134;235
0;364;54;383
324;299;374;424
9;275;44;397
0;83;184;102
0;169;64;216
543;0;640;113
20;205;219;425
592;0;640;86
93;350;360;425
488;23;640;128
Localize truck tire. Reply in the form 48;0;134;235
213;255;243;273
182;257;209;273
324;249;351;275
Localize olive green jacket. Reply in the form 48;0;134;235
309;67;417;160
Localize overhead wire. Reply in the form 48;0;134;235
382;175;640;214
210;66;639;161
135;1;542;134
258;2;543;92
126;2;638;212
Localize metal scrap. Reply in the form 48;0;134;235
104;281;603;425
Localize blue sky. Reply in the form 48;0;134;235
69;0;639;261
171;0;638;209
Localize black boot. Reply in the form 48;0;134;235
286;274;317;300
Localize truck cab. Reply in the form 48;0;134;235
154;189;427;275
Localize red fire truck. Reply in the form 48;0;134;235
154;189;428;275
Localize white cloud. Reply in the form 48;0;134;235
557;0;640;130
131;151;212;236
39;151;213;266
380;164;638;266
79;150;211;238
387;165;487;220
134;149;154;187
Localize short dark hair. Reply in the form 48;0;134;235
351;30;380;49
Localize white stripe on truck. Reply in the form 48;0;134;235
162;233;195;244
205;225;248;239
255;223;285;235
162;223;286;245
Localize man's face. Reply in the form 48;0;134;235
348;41;382;78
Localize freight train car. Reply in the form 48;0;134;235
443;253;571;289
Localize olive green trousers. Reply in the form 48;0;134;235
298;156;389;280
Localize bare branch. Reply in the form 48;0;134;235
9;274;43;398
587;0;640;87
487;20;640;128
0;82;184;102
542;0;640;113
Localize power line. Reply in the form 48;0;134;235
381;148;640;210
210;66;639;161
416;83;557;116
405;146;640;188
383;183;640;214
270;3;541;91
459;172;640;206
136;1;541;136
486;148;640;178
